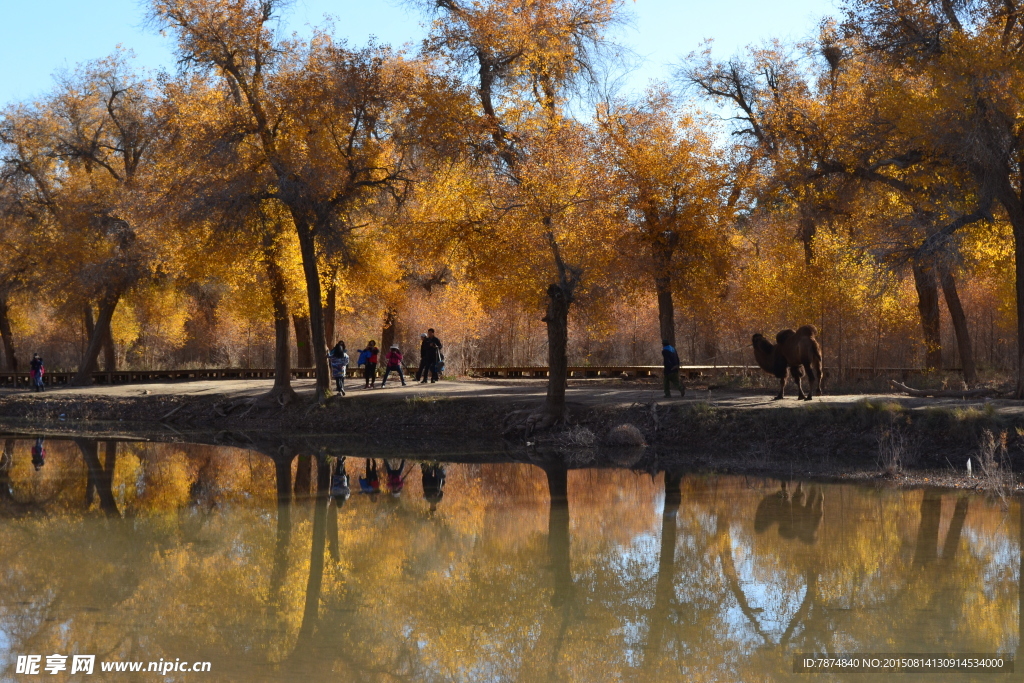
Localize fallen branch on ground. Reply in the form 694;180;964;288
159;404;184;421
889;380;1004;398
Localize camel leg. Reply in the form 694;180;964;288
802;363;818;400
812;361;823;396
791;366;806;400
774;376;785;400
799;363;813;400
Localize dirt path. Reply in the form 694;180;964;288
1;376;1019;415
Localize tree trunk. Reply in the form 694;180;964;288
324;281;337;350
700;315;718;363
1019;499;1023;661
913;489;943;567
0;438;14;501
542;283;572;422
72;293;119;386
1015;219;1024;397
798;215;816;265
295;453;330;646
77;439;119;517
0;296;18;371
294;454;313;497
270;451;293;603
265;253;296;401
655;275;675;348
84;304;95;357
293;221;331;401
653;243;676;348
940;496;969;563
912;261;942;370
102;319;116;372
544;460;571;606
995;185;1024;397
939;265;978;386
293;314;313;368
381;306;398;352
643;471;681;668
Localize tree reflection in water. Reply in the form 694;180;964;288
0;436;1018;681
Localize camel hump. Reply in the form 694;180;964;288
796;324;818;338
775;329;796;345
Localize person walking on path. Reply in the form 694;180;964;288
415;333;429;382
358;340;380;389
380;344;407;388
419;329;443;384
662;340;685;398
328;342;350;395
29;353;44;392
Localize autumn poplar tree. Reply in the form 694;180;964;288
417;0;626;425
0;56;162;383
150;0;439;402
0;176;34;371
597;89;733;349
840;0;1024;393
155;73;305;402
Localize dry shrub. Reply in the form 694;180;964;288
975;429;1014;505
560;425;597;448
604;424;647;448
877;415;914;475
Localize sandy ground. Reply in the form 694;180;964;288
1;375;1019;415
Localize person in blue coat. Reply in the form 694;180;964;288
661;340;685;398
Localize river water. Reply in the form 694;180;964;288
0;437;1019;681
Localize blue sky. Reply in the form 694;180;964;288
0;0;839;105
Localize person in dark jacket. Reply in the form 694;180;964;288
662;340;685;398
415;333;429;382
29;353;44;392
419;329;443;384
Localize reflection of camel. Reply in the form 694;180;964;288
752;325;823;400
715;481;827;650
754;482;824;544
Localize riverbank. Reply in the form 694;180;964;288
1;377;1022;493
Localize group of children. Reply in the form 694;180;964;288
326;329;445;395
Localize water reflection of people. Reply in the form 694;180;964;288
754;481;823;544
331;456;351;502
359;459;381;498
31;437;45;471
421;462;446;511
384;459;406;496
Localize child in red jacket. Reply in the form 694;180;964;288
380;344;407;388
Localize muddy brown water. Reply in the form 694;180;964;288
0;437;1019;681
